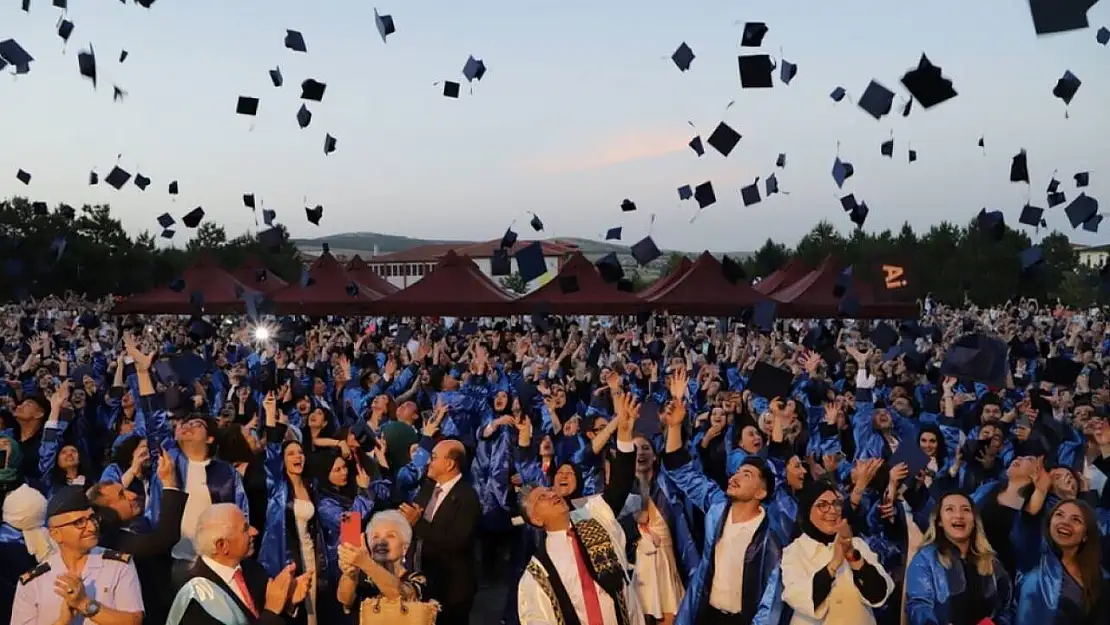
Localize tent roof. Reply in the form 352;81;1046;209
772;256;918;319
371;250;517;316
114;253;256;314
516;253;646;314
755;257;809;294
647;252;767;315
346;255;400;295
638;256;693;299
270;252;384;315
231;255;289;293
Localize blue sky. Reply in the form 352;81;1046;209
1;0;1107;252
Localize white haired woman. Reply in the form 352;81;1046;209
336;510;428;615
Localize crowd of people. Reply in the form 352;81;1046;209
0;294;1108;625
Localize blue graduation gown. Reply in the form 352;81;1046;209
905;544;1013;625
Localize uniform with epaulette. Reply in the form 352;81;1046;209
11;547;144;625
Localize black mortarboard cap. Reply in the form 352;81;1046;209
908;149;918;162
236;96;259;116
596;253;624;283
1074;171;1089;187
258;227;282;251
741;22;769;47
324;134;337;155
47;486;91;519
737;55;774;88
1048;191;1067;207
558;275;580;294
21;0;29;10
58;20;74;43
902;98;913;117
1047;177;1060;193
491;249;510;276
740;182;761;206
631;236;661;266
306;205;323;225
375;9;396;43
780;60;797;85
849;202;869;228
880;139;894;157
747;362;794;400
0;39;33;74
605;227;622;240
168;180;178;195
16;169;30;185
765;174;779;195
753;300;776;331
161;229;175;239
1098;27;1110;45
620;198;637;212
721;256;745;284
112;85;127;102
671;42;695;71
678;185;693;200
694;181;716;208
262;209;276;226
118;49;128;63
530;214;544;231
1019;204;1046;228
830;86;847;102
182;207;205;228
688;135;704;157
900;54;957;108
157;213;175;229
840;194;859;212
105;166;130;189
297;104;312;128
707;122;742;157
776;153;786;168
243;193;255;208
77;313;99;330
977;209;1006;241
1028;0;1096;36
285;29;307;52
1044;357;1084;386
500;228;517;249
515;241;547;282
1020;246;1044;272
54;0;67;8
831;157;854;188
857;80;895;120
870;322;900;351
269;66;283;87
301;79;326;101
942;334;1010;388
134;174;151;191
1082;214;1102;233
1010;149;1030;183
463;56;487;82
88;170;98;185
443;81;460;98
1065;193;1098;228
1053;70;1081;105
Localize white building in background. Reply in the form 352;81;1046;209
1073;243;1110;269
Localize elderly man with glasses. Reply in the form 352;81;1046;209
11;486;143;625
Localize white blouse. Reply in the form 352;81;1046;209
780;534;894;625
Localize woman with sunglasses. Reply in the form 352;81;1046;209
905;491;1013;625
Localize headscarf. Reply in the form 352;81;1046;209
797;480;840;545
2;483;55;562
0;433;23;484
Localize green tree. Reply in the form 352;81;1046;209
626;270;653;292
499;273;528;294
748;238;789;278
661;252;688;277
187;222;229;252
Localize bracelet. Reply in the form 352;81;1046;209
845;549;861;563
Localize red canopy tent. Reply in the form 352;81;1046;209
370;250;517;317
638;256;693;299
346;255;400;295
270;252;384;315
772;256;918;319
113;253;256;314
515;252;647;315
231;255;289;294
647;252;769;316
755;257;809;294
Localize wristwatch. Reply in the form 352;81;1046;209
82;600;101;618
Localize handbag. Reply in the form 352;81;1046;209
359;596;440;625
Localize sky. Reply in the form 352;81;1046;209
1;0;1108;253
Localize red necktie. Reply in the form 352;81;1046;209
568;527;605;625
232;568;260;618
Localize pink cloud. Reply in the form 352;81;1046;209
519;128;688;175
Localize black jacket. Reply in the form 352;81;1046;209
408;476;481;608
176;558;285;625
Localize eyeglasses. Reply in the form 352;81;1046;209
814;500;843;513
51;514;100;531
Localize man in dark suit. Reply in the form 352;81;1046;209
399;439;481;625
166;503;308;625
91;452;189;624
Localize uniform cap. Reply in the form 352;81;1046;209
620;199;637;212
1010;150;1029;183
168;180;179;195
1064;193;1098;228
47;487;91;519
285;30;307;53
677;185;693;200
243;193;255;209
595;253;624;283
857;80;894;120
182;207;205;228
16;169;31;185
740;22;769;47
976;208;1006;241
1048;192;1067;207
779;60;797;85
236;96;259;116
324;134;337;155
374;9;396;43
134;174;151;191
707;122;742;157
1074;171;1089;187
157;213;175;229
694;181;716;208
300;79;326;101
830;86;846;102
119;49;128;63
831;157;854;188
530;214;544;231
514;242;547;282
490;249;511;276
1082;214;1102;233
297;104;312;128
258;228;282;251
776;153;786;168
262;209;276;226
443;81;460;98
1052;70;1081;105
1028;0;1097;35
1047;177;1060;193
105;166;130;189
740;181;761;206
269;66;283;87
737;55;774;88
630;236;661;266
880;139;894;157
688;135;704;157
500;228;518;249
58;20;74;43
765;174;779;195
0;39;34;74
1019;204;1046;228
1098;27;1110;44
88;170;98;185
605;227;622;241
849;202;869;227
671;42;694;72
463;56;487;82
721;255;746;284
900;54;957;108
305;205;323;226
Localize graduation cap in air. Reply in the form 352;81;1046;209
1047;176;1060;193
301;79;326;101
530;214;544;231
285;30;307;52
902;98;913;117
58;20;74;43
779;60;797;85
236;96;259;116
1028;0;1097;35
765;174;779;195
776;153;786;168
161;229;175;239
324;134;337;155
135;0;156;8
595;253;624;283
833;266;852;297
1065;194;1099;228
118;49;128;63
182;207;205;228
1044;357;1084;387
870;323;900;351
134;174;151;191
105;166;130;189
976;208;1006;242
740;22;768;47
297;104;312;128
262;209;276;226
908;149;918;162
306;205;323;226
688;136;704;157
631;236;661;266
605;227;622;241
157;213;175;229
740;180;761;206
258;227;282;251
737;55;774;88
694;181;716;208
1082;214;1102;233
490;249;511;276
1020;246;1045;274
15;169;31;185
1075;172;1089;187
830;86;847;102
88;170;98;185
752;300;776;332
1052;70;1081;105
514;242;547;282
678;185;693;200
747;362;794;400
858;80;895;120
463;56;487;82
0;39;34;74
168;180;179;195
113;86;127;102
831;157;854;189
880;139;894;157
940;333;1009;388
374;8;396;43
721;256;746;285
707;122;741;157
671;42;694;71
500;228;518;249
269;66;283;87
74;44;97;86
620;199;637;212
54;0;67;8
1098;27;1110;45
900;54;957;108
840;194;859;213
849;202;869;228
1010;150;1030;183
443;81;460;98
1019;204;1047;228
1048;191;1067;207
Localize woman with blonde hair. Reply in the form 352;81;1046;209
905;491;1013;625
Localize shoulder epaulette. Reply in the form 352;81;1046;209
19;562;50;585
102;549;132;563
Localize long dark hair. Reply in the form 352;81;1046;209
1046;499;1102;613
